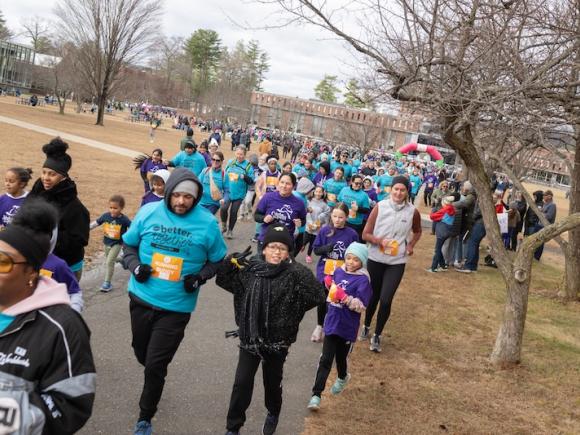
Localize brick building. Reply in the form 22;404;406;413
249;91;422;150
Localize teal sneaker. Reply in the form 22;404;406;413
330;373;351;395
307;395;321;411
133;420;152;435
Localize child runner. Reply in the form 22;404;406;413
427;196;456;273
307;242;372;411
0;167;32;230
90;195;132;292
141;169;170;207
304;186;331;264
323;167;347;208
310;203;359;342
136;149;167;192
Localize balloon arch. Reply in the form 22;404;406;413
395;143;445;168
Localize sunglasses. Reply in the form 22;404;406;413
212;158;222;162
0;251;28;273
352;182;362;185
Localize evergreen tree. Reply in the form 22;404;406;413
314;74;340;103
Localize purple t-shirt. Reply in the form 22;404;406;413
324;267;372;341
200;151;211;166
141;191;163;207
140;159;168;175
0;193;27;229
312;172;328;187
312;225;359;281
41;253;81;295
256;191;307;241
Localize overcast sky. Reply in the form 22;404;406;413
1;0;354;100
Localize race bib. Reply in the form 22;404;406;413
349;209;357;219
39;269;53;278
327;193;337;203
266;176;278;187
103;223;122;240
384;186;391;193
0;397;20;432
151;253;184;281
428;183;434;188
229;172;239;182
324;259;344;275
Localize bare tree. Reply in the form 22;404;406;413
20;17;52;64
54;0;162;126
266;0;580;365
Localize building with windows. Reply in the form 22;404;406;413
0;40;34;91
249;91;423;150
526;147;573;187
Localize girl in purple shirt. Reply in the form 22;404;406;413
0;167;32;230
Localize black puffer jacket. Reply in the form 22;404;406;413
216;256;325;352
28;178;90;266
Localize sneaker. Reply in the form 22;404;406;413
225;431;239;435
226;230;233;239
133;420;152;435
359;326;370;341
251;236;259;243
456;267;475;274
100;281;112;292
425;268;438;273
330;373;351;395
453;261;463;269
370;334;382;353
307;395;321;411
262;412;279;435
436;266;449;272
221;223;227;233
310;325;324;342
305;255;312;264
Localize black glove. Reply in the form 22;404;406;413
183;274;206;293
314;243;334;256
227;246;253;269
133;264;153;283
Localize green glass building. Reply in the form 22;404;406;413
0;40;33;90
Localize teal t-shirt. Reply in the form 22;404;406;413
410;174;422;195
199;167;226;208
170;151;207;176
331;160;352;179
0;312;15;333
338;187;370;226
376;174;394;201
323;178;348;207
224;159;254;201
122;201;227;313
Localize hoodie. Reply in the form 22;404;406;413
0;277;95;434
122;168;227;313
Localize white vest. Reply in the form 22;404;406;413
368;199;416;265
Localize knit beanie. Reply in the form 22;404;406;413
42;138;72;176
319;160;331;174
345;242;368;267
173;180;199;198
391;175;410;191
296;176;315;195
263;224;294;252
442;195;455;206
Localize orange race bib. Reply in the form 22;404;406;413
327;193;337;203
266;176;279;187
384;186;392;193
229;172;239;182
380;240;399;256
324;259;344;275
39;268;53;278
151;253;184;281
103;223;122;240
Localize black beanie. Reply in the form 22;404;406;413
263;224;294;252
0;225;50;271
391;175;410;191
42;138;72;176
319;161;331;174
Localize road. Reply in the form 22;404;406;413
78;219;321;435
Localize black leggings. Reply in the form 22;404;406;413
220;199;243;231
364;260;406;336
312;334;353;396
304;232;316;256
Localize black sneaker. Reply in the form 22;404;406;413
358;326;370;341
262;412;279;435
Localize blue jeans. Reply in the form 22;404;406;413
464;221;486;271
526;224;544;260
431;236;449;270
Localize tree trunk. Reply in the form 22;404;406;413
560;123;579;300
96;93;106;126
490;257;532;365
58;92;66;115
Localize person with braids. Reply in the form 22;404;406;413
216;224;325;435
28;138;90;281
0;167;33;230
134;148;168;193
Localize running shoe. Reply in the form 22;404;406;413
330;373;351;395
358;326;370;341
311;325;324;342
133;421;152;435
305;255;312;264
262;412;279;435
307;395;321;411
225;432;239;435
453;261;463;269
370;334;382;353
436;266;449;272
456;267;475;274
100;281;112;292
425;268;438;273
226;230;233;239
251;236;259;243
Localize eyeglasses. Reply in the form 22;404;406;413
265;244;289;253
352;182;362;186
212;158;222;162
0;251;28;273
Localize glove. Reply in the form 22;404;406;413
347;297;366;313
323;275;333;289
183;274;206;293
133;264;153;283
328;283;348;303
229;246;253;269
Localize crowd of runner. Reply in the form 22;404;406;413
0;123;558;435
